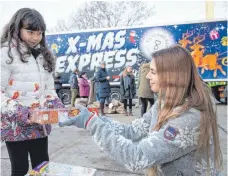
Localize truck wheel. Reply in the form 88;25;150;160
110;88;123;102
60;89;71;105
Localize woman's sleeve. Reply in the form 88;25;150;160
97;102;159;142
87;110;200;171
96;70;106;82
120;75;124;96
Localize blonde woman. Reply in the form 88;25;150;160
60;45;223;176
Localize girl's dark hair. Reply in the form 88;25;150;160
79;71;86;78
1;8;55;72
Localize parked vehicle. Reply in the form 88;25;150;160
46;19;227;104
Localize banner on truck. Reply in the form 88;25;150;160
46;20;227;82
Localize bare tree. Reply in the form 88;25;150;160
68;1;155;30
47;20;70;33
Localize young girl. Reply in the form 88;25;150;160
1;8;64;176
78;71;90;98
120;64;136;116
59;45;223;175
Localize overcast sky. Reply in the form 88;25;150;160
0;1;227;32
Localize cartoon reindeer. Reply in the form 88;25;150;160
178;30;193;48
201;51;227;78
190;34;206;68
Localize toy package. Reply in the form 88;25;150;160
26;161;96;176
30;108;80;124
30;107;99;124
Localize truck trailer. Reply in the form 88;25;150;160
46;19;227;104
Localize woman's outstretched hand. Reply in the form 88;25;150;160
58;104;94;129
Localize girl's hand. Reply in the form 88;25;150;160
59;104;94;129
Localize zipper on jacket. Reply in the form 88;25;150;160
35;57;48;136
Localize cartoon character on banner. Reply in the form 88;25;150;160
178;30;193;48
201;51;227;78
129;30;136;44
221;36;227;46
51;43;59;54
190;34;206;68
210;29;219;40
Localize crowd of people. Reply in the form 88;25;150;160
54;60;156;117
1;8;223;176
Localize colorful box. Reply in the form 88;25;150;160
88;108;99;116
26;161;96;176
30;108;80;124
30;107;99;124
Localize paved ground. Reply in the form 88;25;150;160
1;104;227;176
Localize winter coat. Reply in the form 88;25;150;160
86;100;223;176
120;73;136;99
78;77;90;97
1;41;64;142
90;75;99;94
96;68;110;98
69;73;79;89
137;63;154;98
54;76;62;90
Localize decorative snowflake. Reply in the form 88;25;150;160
175;127;199;149
116;135;132;147
132;118;150;136
125;158;151;171
195;158;218;176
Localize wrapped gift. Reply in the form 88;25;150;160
30;107;99;124
30;108;80;124
26;161;96;176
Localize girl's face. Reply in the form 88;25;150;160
126;66;132;72
20;28;43;47
146;59;159;93
101;64;105;68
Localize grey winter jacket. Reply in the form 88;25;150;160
120;74;136;99
69;73;79;89
87;100;223;176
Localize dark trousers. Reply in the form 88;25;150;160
5;137;49;176
100;97;109;104
123;99;132;110
140;98;154;117
56;89;63;101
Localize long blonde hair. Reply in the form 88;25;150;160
122;67;133;77
147;45;222;175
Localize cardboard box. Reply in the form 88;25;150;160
30;108;80;124
26;161;96;176
30;108;99;124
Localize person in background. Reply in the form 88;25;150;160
78;71;90;98
90;66;100;101
59;45;223;176
96;61;110;115
69;68;79;107
137;63;155;117
120;64;136;116
53;72;63;102
1;8;64;176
